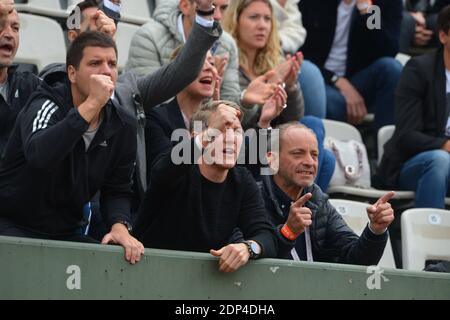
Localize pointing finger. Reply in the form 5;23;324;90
292;193;312;208
375;191;395;207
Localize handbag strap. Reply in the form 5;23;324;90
330;141;364;183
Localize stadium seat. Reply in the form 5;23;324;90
401;208;450;271
15;0;68;18
329;199;397;269
66;0;152;25
15;13;67;71
323;119;415;201
377;125;450;207
121;0;152;25
116;22;140;71
377;125;395;165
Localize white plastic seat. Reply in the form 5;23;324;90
327;185;415;200
15;13;67;71
401;208;450;271
323;119;363;143
116;22;140;71
15;0;68;18
377;125;395;165
323;119;416;201
329;199;397;269
377;125;450;206
121;0;152;25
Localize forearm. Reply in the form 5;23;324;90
101;197;133;228
337;226;388;266
137;22;221;111
275;225;296;259
24;109;88;170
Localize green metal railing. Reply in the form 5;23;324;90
1;236;449;300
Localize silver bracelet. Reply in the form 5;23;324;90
240;89;247;104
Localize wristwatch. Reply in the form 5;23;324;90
330;74;340;86
241;240;262;260
116;220;133;233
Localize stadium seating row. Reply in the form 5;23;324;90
10;7;449;274
15;12;139;71
15;0;156;25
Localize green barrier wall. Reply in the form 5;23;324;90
0;236;449;300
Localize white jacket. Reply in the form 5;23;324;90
270;0;307;54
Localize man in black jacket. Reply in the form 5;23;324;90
0;4;41;159
377;6;450;209
41;0;222;205
0;32;145;264
299;0;403;129
135;100;290;273
263;122;394;265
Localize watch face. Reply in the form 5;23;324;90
250;242;261;255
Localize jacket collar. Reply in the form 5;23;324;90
434;47;447;132
168;97;189;130
261;174;325;217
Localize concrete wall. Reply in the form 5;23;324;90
1;236;449;300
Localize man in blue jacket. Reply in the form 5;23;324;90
262;122;395;264
299;0;403;129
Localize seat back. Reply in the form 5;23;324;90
401;208;450;271
377;125;395;165
116;22;139;71
15;13;67;71
27;0;62;10
15;0;67;17
121;0;151;22
329;199;397;269
323;119;363;143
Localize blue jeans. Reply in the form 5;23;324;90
326;57;403;130
398;150;450;209
298;60;327;119
300;116;336;192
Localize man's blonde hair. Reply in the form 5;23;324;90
190;100;242;132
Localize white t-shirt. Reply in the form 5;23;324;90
324;0;356;77
445;70;450;136
446;69;450;94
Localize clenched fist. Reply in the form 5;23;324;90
87;74;115;109
92;10;116;38
0;0;14;29
0;0;13;17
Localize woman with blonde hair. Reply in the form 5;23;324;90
223;0;335;191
